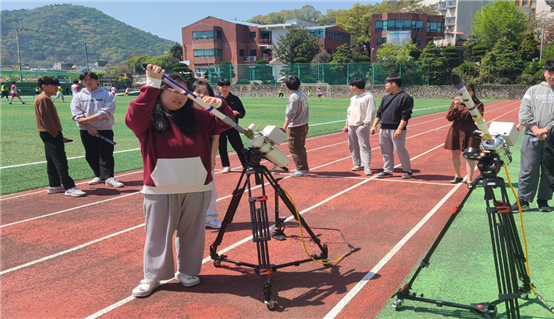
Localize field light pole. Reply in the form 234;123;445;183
84;42;90;72
15;28;32;81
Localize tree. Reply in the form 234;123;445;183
168;43;183;61
471;44;489;62
335;3;375;53
218;61;236;80
247;5;321;24
312;51;332;63
519;32;539;61
418;42;449;85
469;1;527;47
144;54;177;72
443;46;461;70
273;28;320;64
480;37;524;82
375;42;417;64
254;59;275;84
331;44;356;64
315;9;341;25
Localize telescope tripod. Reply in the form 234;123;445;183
209;161;329;310
391;173;531;318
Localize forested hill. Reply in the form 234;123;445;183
1;4;176;68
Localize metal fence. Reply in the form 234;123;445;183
202;63;430;86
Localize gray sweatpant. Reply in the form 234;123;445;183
518;136;553;202
348;125;372;169
143;191;211;280
379;129;411;173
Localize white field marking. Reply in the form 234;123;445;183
1;100;512;171
83;143;451;318
0;192;140;228
0;224;145;275
323;184;463;319
0;148;141;170
0;170;143;201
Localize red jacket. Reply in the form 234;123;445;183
125;86;232;194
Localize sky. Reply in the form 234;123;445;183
2;0;380;43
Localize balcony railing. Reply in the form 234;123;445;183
258;39;272;45
437;2;446;11
445;17;456;26
446;0;456;8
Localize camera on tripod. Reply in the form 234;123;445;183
246;124;290;168
463;122;519;177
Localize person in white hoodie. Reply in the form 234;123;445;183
343;78;376;176
70;71;124;188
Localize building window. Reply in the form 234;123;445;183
310;29;325;38
239;49;245;57
412;38;421;45
376;21;383;32
250;49;257;57
250;32;256;39
324;30;350;42
192;30;221;40
327;49;332;54
376;38;387;45
193;49;222;57
427;22;445;33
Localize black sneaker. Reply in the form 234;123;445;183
511;201;530;213
537;200;552;212
376;172;393;178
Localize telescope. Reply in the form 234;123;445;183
451;74;517;170
147;64;290;169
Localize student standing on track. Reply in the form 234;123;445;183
216;78;247;174
125;64;232;297
191;80;224;229
443;83;484;188
282;75;310;177
34;76;86;197
343;78;376;176
70;71;124;188
511;59;554;212
370;75;413;179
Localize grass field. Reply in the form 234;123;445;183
0;94;488;195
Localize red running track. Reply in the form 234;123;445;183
0;100;520;318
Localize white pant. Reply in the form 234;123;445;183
206;170;219;221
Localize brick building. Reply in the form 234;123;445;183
369;13;445;62
181;17;350;79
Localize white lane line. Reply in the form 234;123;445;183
322;183;462;319
0;148;141;170
0;192;140;228
0;224;145;275
0;170;143;201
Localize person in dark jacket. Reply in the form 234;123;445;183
216;78;247;173
370;75;413;179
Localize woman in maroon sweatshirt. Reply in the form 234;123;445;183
126;64;232;297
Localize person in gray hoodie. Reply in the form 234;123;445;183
512;59;554;212
70;71;124;188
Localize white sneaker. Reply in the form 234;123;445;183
221;166;231;174
206;219;222;229
364;169;373;176
132;279;160;297
65;187;86;197
105;177;124;188
291;170;310;177
176;273;200;287
351;166;364;171
47;186;65;194
88;177;103;185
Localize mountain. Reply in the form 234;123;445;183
0;4;176;68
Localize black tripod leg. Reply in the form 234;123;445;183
392;176;484;307
210;168;248;260
261;167;328;257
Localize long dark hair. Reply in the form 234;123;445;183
151;74;198;136
465;83;481;105
191;80;215;97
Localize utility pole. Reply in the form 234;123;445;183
15;28;32;81
84;42;90;71
540;20;546;62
